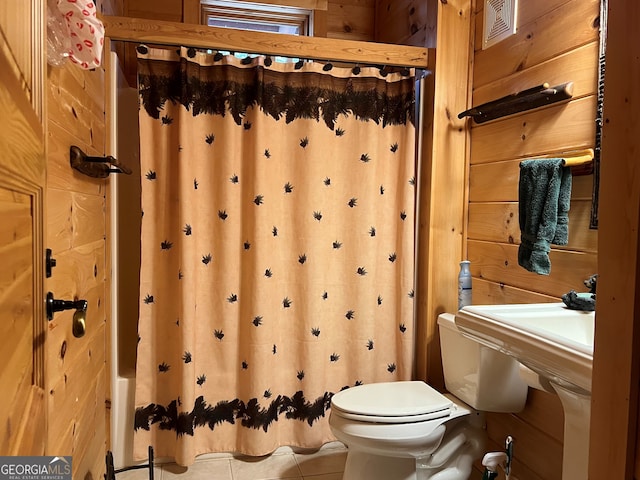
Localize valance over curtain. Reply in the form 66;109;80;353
133;46;417;465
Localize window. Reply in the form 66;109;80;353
201;1;312;36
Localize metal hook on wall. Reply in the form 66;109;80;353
70;145;132;178
458;82;574;124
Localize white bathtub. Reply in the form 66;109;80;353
108;51;142;469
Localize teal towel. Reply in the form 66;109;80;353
518;159;572;275
553;161;572;245
562;291;596;311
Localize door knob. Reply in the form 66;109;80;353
46;292;87;338
72;309;86;338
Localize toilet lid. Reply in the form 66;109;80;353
331;381;452;423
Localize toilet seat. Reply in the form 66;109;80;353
331;381;453;424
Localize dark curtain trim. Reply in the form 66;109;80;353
138;57;415;129
134;390;344;436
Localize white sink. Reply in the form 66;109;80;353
455;303;595;480
455;302;594;393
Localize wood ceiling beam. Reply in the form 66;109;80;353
102;15;430;68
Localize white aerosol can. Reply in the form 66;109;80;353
458;260;472;310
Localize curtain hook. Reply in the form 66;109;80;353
352;65;361;75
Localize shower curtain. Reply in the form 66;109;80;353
133;46;417;465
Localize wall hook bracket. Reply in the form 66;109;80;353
46;248;57;278
458;82;574;124
70;145;132;178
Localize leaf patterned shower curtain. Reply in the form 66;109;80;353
133;46;417;465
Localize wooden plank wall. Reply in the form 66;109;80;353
414;0;471;394
44;0;121;477
467;0;600;478
377;0;601;478
374;0;437;47
324;0;375;40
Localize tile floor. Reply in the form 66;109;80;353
116;442;347;480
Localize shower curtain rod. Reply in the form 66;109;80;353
102;15;432;69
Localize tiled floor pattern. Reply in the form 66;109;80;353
116;442;347;480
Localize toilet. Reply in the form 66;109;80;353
329;313;529;480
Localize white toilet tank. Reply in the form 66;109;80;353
438;313;528;412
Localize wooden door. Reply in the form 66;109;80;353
0;0;46;455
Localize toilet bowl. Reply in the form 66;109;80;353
329;313;529;480
329;381;485;480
